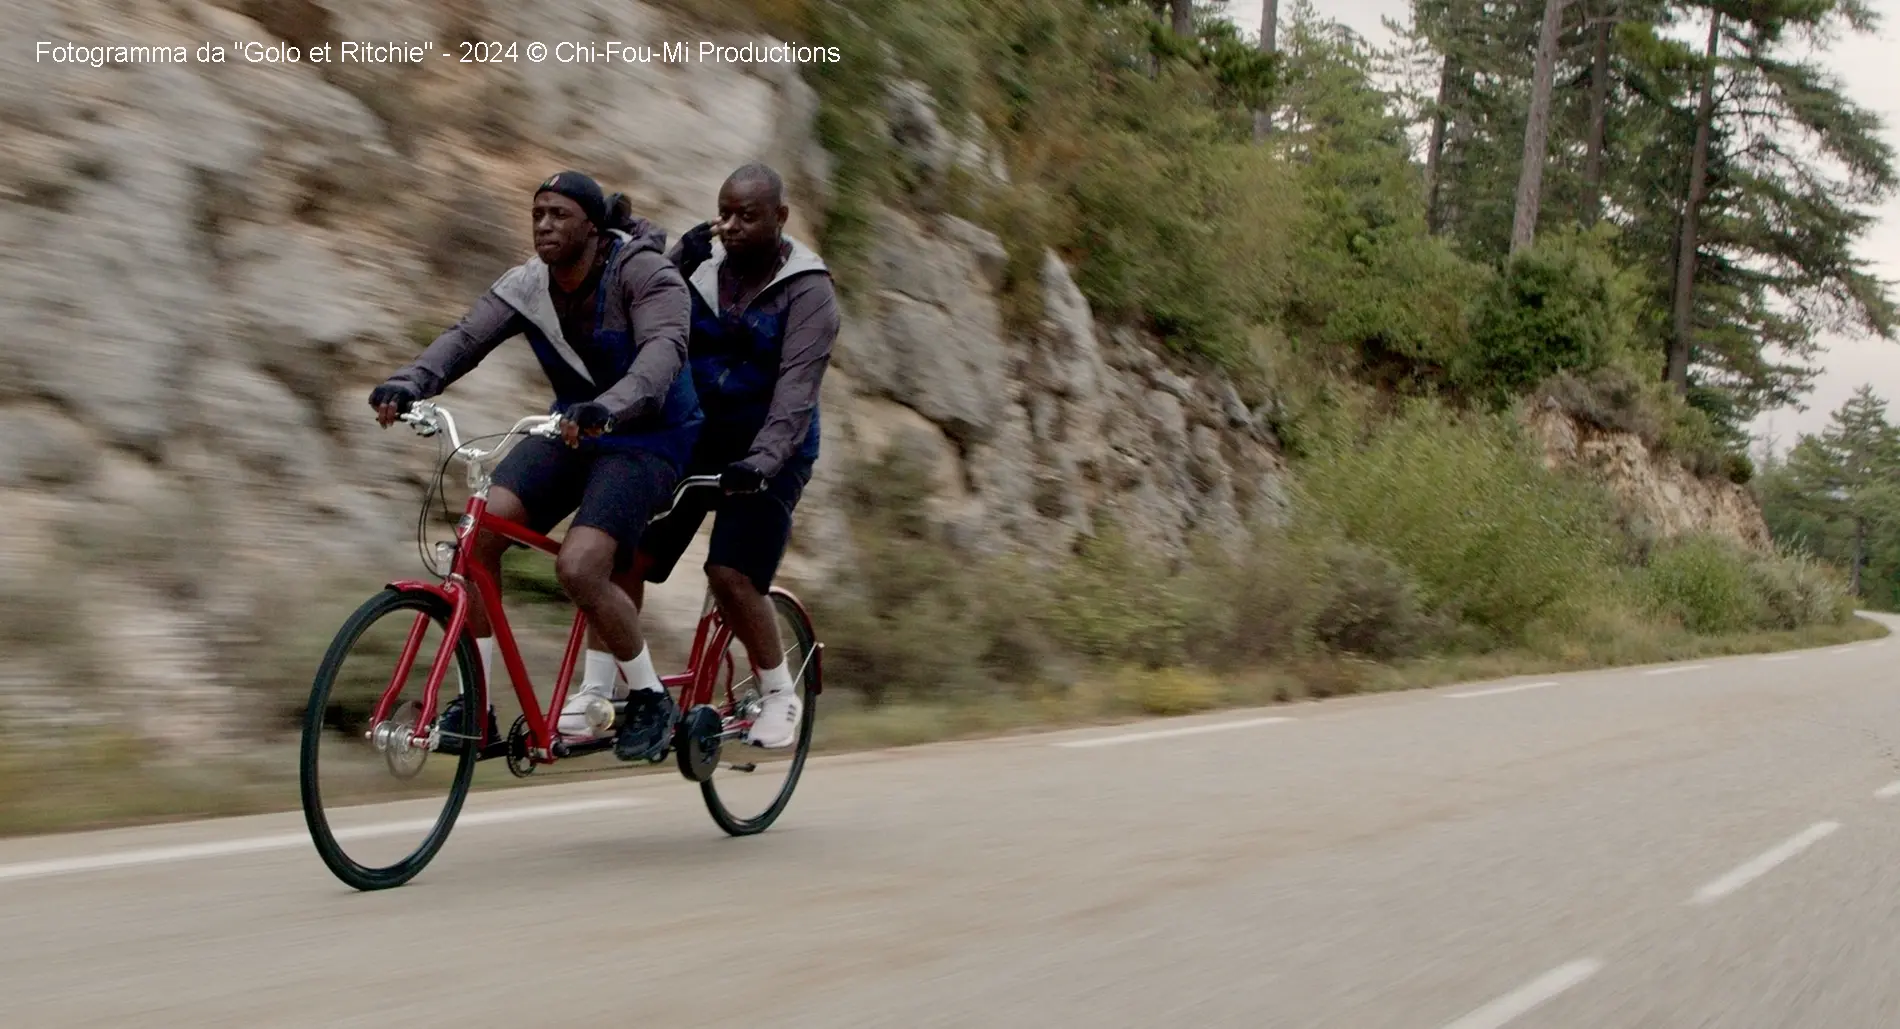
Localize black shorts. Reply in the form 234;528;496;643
490;436;679;574
634;455;814;594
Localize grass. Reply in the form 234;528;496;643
0;614;1883;838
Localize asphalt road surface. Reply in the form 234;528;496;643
5;617;1900;1028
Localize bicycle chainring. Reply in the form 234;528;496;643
505;714;536;778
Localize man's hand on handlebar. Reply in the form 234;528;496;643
720;463;766;495
560;401;614;449
369;383;418;428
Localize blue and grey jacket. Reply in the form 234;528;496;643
669;233;839;478
385;218;703;468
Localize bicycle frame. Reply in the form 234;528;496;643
361;400;818;766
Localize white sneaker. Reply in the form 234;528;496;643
747;690;802;749
558;682;624;738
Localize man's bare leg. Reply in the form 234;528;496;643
706;565;785;674
707;564;800;747
551;527;679;760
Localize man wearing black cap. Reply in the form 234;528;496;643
366;170;703;763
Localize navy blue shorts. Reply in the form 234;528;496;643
490;436;679;574
634;455;814;594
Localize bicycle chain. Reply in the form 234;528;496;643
501;714;672;779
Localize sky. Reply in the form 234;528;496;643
1215;0;1900;454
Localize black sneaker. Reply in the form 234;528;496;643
614;688;679;762
433;697;499;756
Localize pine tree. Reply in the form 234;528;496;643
1777;386;1900;596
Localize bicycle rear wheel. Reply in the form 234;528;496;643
299;587;483;890
699;591;817;836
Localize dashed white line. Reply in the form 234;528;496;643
1447;681;1557;700
1054;716;1294;749
1758;653;1801;663
0;797;642;884
1690;821;1840;905
1876;780;1900;800
1437;958;1605;1029
1643;664;1709;677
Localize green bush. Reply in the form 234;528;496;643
1178;527;1328;666
1457;228;1640;405
1641;534;1766;634
1298;401;1623;642
1308;540;1434;659
1046;522;1192;668
1745;549;1853;630
1536;365;1666;442
809;447;1027;705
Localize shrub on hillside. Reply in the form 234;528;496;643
810;447;1049;705
1457;228;1640;405
1641;534;1766;634
1046;522;1192;669
1308;540;1434;659
1745;549;1854;630
1537;365;1665;442
1298;401;1623;643
1178;528;1326;666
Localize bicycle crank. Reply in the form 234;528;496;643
675;704;724;783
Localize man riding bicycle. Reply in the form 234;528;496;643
367;170;702;763
565;162;839;751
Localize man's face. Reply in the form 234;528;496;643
715;179;786;261
532;192;593;266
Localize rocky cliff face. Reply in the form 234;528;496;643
0;0;1287;741
1526;403;1772;552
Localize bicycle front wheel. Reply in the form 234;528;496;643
700;591;818;836
299;587;483;890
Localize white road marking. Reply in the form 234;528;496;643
1643;664;1709;677
1054;716;1294;749
0;797;642;884
1758;654;1801;663
1690;821;1840;905
1437;958;1605;1029
1446;681;1556;700
1876;781;1900;800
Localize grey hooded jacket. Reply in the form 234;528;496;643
384;218;703;466
668;232;838;479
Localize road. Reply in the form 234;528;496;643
4;619;1900;1028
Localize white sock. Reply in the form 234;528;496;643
581;649;621;693
619;645;664;694
475;636;496;686
759;661;795;696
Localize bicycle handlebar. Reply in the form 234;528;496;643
396;400;731;517
399;400;562;462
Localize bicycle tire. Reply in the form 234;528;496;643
299;587;483;890
700;591;818;836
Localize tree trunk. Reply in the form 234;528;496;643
1510;0;1571;254
1580;6;1613;226
1252;0;1279;141
1172;0;1193;36
1853;515;1867;596
1667;12;1721;393
1425;52;1459;235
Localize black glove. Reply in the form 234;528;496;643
564;401;614;433
721;463;766;495
677;220;716;277
368;382;418;413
